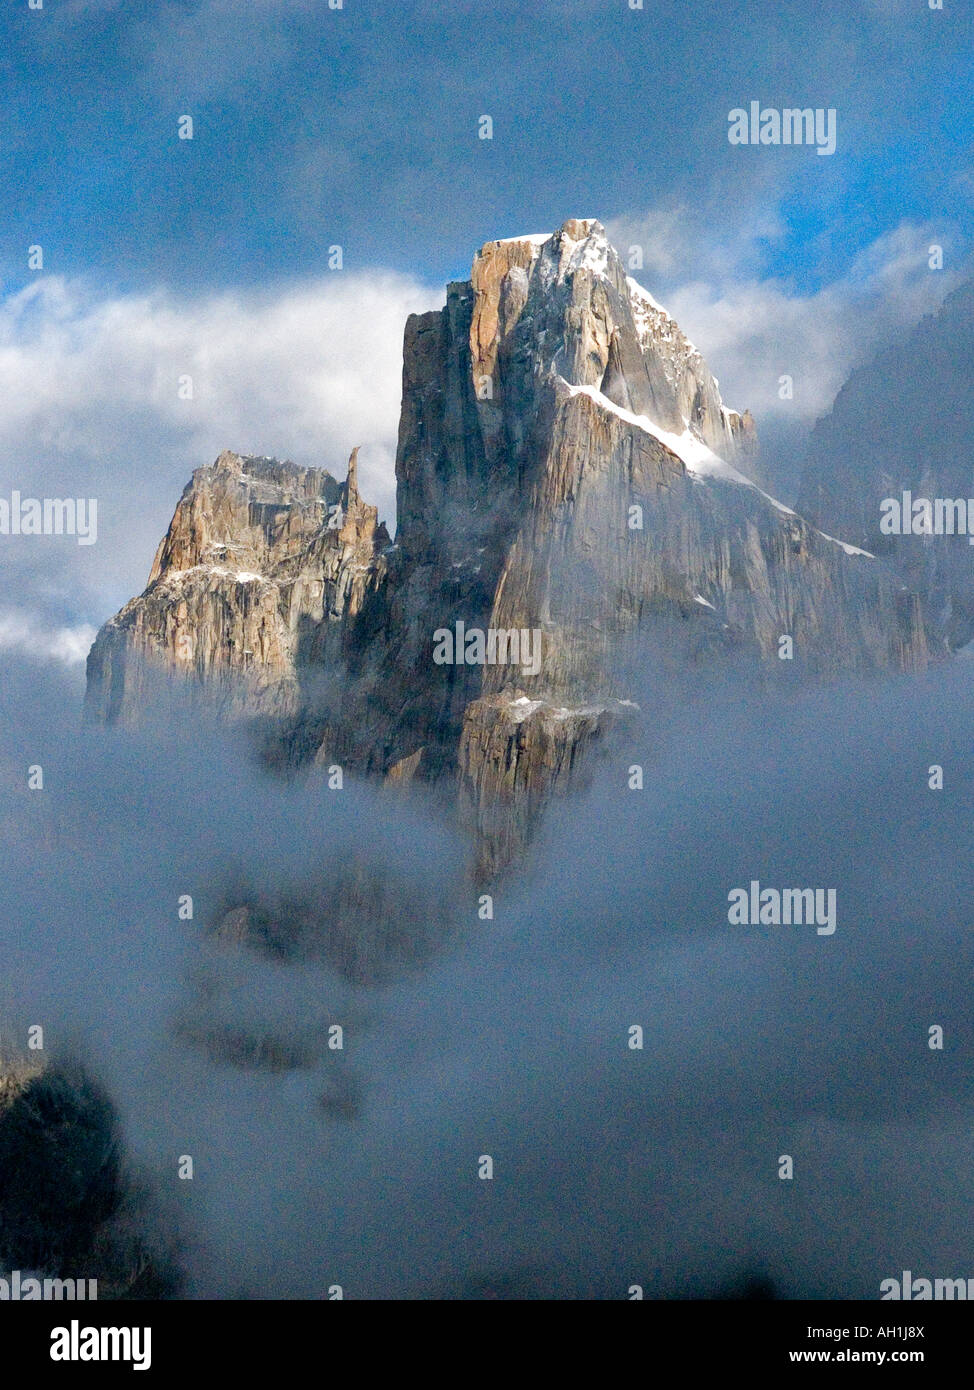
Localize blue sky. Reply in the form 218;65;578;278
3;0;970;295
0;0;970;644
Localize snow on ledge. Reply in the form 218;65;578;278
813;530;873;558
503;695;610;723
160;564;269;586
562;380;762;484
493;233;551;246
559;380;875;559
625;274;669;317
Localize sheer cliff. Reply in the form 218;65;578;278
86;219;932;875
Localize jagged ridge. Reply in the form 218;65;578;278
86;219;932;874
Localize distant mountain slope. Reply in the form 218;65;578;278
798;279;974;653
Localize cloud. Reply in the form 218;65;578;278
664;224;964;427
600;205;695;279
0;270;441;623
606;203;969;499
611;212;966;428
0;610;96;665
608;197;787;287
0;652;972;1298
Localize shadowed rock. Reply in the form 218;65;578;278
0;1057;183;1299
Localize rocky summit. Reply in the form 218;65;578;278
86;218;932;875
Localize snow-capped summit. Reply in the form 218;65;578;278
469;218;757;469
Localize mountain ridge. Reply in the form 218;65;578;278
86;219;934;873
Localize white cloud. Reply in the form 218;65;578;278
0;270;441;620
601;205;694;279
0;611;97;666
0;270;439;506
614;212;965;424
609;199;789;285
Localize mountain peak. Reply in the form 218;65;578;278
87;220;931;874
465;216;754;468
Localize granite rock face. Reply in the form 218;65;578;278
86;449;386;722
86;219;933;875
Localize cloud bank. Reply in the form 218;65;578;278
0;269;440;639
1;650;971;1299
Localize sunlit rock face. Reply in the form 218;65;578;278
86;220;931;876
85;448;386;723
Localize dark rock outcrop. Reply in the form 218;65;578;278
0;1056;182;1298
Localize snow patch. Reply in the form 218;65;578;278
503;695;608;723
625;275;668;316
562;381;754;485
494;233;551;247
559;380;875;560
625;275;702;362
568;236;610;277
161;564;269;586
507;696;546;721
813;531;874;559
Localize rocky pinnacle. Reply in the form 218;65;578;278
86;220;931;874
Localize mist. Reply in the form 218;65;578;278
1;649;971;1299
